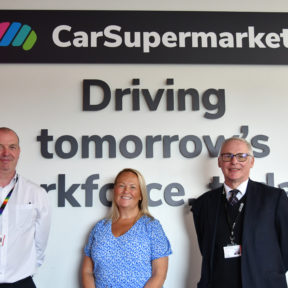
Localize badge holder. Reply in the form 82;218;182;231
223;201;244;259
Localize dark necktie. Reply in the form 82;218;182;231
229;189;239;206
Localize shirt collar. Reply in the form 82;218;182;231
224;179;249;200
5;173;18;187
0;173;18;191
12;173;18;184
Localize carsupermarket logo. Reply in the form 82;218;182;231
0;22;37;51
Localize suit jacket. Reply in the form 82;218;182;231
192;179;288;288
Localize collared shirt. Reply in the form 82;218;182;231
224;179;249;202
0;174;51;283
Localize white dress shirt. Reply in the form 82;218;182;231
224;179;249;201
0;174;51;283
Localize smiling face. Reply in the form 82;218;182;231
0;129;20;180
218;139;254;189
113;171;142;212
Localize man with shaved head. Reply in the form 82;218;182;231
0;127;51;288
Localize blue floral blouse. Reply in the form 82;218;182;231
84;215;172;288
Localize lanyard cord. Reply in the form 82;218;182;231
0;176;18;216
224;201;244;244
222;189;245;245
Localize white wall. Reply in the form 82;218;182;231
1;2;288;288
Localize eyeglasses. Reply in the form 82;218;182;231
220;153;252;162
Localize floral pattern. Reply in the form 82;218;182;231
84;215;172;288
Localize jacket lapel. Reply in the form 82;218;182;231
209;187;223;274
242;179;258;246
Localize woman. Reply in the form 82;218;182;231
82;168;172;288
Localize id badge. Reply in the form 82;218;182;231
223;244;241;258
0;234;5;247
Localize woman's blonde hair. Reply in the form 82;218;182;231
110;168;153;222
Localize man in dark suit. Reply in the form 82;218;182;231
192;137;288;288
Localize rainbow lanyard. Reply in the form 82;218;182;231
0;176;18;216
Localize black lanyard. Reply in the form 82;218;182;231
223;190;245;245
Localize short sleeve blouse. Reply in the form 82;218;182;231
84;215;172;288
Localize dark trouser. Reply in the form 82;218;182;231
0;277;36;288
